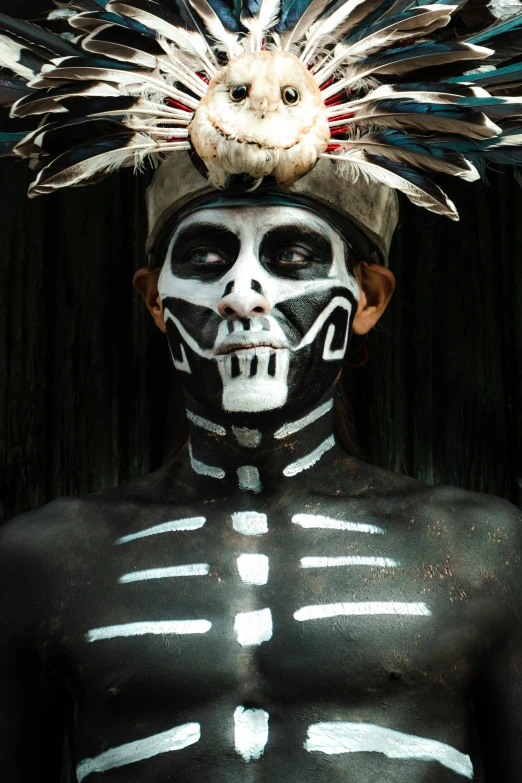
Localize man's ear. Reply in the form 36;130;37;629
352;261;396;335
133;267;167;334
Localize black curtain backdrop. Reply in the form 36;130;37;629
0;156;520;521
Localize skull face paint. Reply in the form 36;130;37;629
158;205;359;417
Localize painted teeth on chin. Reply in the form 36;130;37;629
219;349;280;380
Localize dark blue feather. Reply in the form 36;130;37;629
436;125;522;175
206;0;241;31
344;6;449;44
466;11;522;63
76;10;157;36
48;54;145;72
343;0;401;41
277;0;335;33
447;63;522;95
0;130;27;156
358;39;488;76
468;12;522;45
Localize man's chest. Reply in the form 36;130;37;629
48;496;493;712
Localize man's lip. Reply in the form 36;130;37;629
214;332;290;356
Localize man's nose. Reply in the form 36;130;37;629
217;279;271;318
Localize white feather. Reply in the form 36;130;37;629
320;43;494;100
241;0;282;51
28;132;190;197
325;148;459;218
187;0;244;58
314;6;455;85
0;34;37;80
107;1;217;75
300;0;368;63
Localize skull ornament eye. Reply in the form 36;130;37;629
230;84;248;102
282;86;299;105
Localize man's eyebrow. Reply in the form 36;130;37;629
261;222;332;242
170;222;239;245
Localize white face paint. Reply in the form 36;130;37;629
158;205;359;416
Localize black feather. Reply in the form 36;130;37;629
467;13;522;64
18;117;133;158
0;76;33;108
0;13;80;59
27;132;145;196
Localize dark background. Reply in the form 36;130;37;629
1;159;521;521
0;1;521;523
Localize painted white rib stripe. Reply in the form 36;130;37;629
274;398;334;439
87;620;211;642
294;602;431;622
189;445;225;479
305;722;473;779
234;707;270;761
116;517;205;545
237;554;269;585
283;435;335;477
118;564;210;583
234;608;273;646
232;511;268;536
293;514;384;534
186;409;226;436
301;556;398;568
76;722;200;782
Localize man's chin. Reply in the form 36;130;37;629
222;376;288;413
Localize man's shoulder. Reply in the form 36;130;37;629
0;461;194;568
422;483;521;536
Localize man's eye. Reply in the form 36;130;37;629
273;248;311;266
188;249;229;266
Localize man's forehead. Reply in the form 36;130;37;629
170;204;341;242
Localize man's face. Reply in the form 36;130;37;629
158;205;359;418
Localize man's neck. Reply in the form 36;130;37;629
184;391;339;494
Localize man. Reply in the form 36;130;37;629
0;149;521;782
1;0;522;780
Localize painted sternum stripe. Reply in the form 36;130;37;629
237;554;269;585
87;620;212;642
301;556;398;568
292;514;384;534
116;517;205;545
232;511;268;536
274;398;334;439
294;602;431;621
283;435;335;477
234;707;270;762
76;722;200;782
237;465;262;493
119;564;210;583
305;722;473;779
234;608;273;646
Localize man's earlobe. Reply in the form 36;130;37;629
352;261;396;336
133;267;167;334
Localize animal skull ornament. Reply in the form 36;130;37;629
189;51;331;189
158;204;359;416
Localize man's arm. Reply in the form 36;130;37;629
470;497;522;782
0;508;67;781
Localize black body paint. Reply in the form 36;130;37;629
0;206;521;783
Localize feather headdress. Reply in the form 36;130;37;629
2;0;522;220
